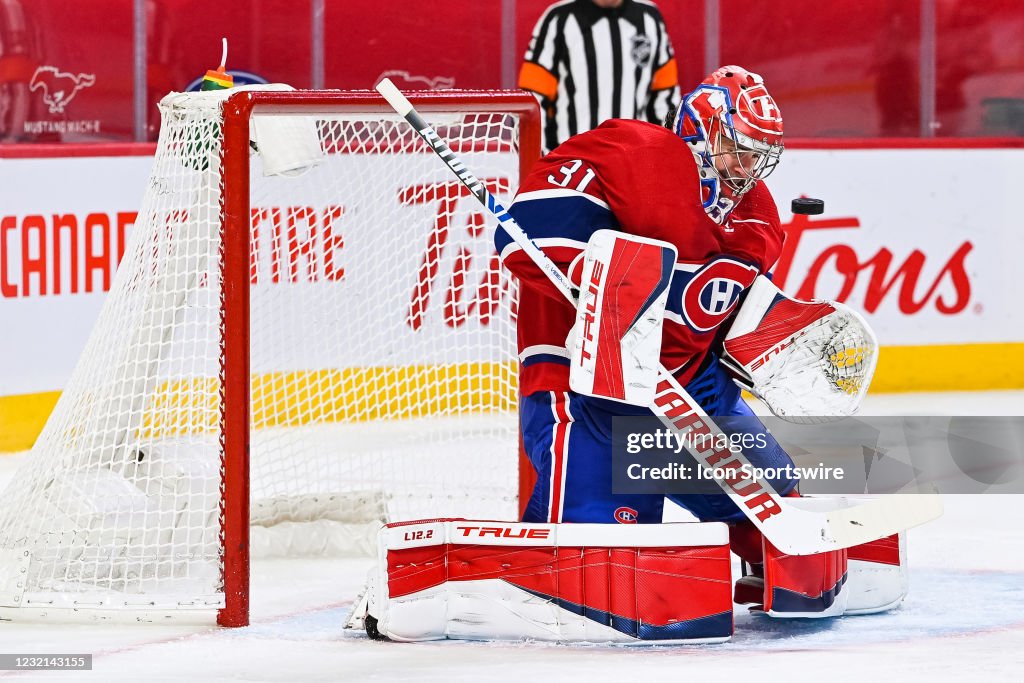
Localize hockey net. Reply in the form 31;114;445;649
0;87;539;625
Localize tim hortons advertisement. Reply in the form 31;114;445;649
153;149;520;382
766;148;1022;346
0;147;1020;401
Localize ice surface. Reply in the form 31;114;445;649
0;391;1022;681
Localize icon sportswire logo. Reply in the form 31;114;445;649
29;66;95;114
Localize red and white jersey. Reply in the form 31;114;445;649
497;119;783;396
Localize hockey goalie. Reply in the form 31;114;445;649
355;66;922;644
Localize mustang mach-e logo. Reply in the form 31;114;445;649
29;66;95;114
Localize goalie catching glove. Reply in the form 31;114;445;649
720;275;878;422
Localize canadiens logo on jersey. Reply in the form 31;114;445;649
614;507;639;524
671;257;760;332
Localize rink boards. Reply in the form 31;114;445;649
1;142;1022;450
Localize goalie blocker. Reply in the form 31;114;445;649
567;230;676;406
354;518;909;644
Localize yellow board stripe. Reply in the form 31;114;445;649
0;363;518;452
0;390;61;452
140;362;518;438
2;344;1023;453
870;342;1024;393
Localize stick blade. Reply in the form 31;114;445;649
775;493;944;556
824;493;944;550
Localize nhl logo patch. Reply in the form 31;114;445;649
630;36;652;66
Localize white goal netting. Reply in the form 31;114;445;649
0;88;526;614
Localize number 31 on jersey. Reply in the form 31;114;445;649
548;159;596;192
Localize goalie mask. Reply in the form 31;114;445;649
669;66;784;222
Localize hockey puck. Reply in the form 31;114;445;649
365;614;388;640
791;197;825;215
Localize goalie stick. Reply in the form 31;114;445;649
375;78;941;555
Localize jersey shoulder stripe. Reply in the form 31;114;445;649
496;191;618;255
514;188;610;210
520;344;571;368
498;238;586;264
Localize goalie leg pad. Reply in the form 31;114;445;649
845;533;908;614
762;540;849;618
366;519;733;644
732;518;908;618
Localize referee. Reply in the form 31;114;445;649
519;0;680;153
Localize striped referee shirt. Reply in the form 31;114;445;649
519;0;680;153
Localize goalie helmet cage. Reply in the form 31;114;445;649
0;89;541;627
